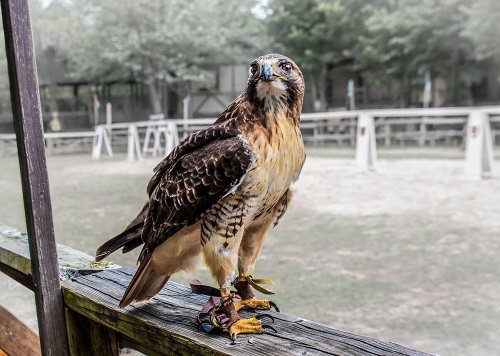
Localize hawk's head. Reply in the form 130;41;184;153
245;53;304;117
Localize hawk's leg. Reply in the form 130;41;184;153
197;288;276;340
198;193;292;339
234;191;293;313
199;218;276;338
233;275;280;312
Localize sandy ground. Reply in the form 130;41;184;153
1;147;500;356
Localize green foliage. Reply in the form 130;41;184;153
64;0;260;84
266;0;379;71
1;0;500;112
264;0;498;107
463;0;500;60
265;0;377;109
358;0;482;105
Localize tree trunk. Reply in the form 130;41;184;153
309;72;318;112
146;79;162;114
47;82;59;113
318;64;328;112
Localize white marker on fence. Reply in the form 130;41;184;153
464;111;495;179
355;113;378;171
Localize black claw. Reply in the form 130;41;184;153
196;313;210;325
269;301;280;312
198;322;215;333
262;324;278;333
256;313;275;323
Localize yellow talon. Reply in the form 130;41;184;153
229;317;265;339
234;298;271;311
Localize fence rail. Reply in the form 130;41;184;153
2;107;500;157
299;106;500;147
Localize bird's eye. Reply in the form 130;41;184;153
250;64;258;76
280;62;293;74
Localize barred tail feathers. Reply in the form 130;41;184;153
119;253;170;308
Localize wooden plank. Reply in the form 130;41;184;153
65;308;119;356
0;261;35;290
1;2;68;354
120;336;165;356
63;268;436;356
0;223;120;285
0;306;41;356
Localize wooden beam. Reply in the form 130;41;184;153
63;268;436;356
0;223;120;285
1;224;435;356
0;261;35;291
0;306;41;356
1;1;68;354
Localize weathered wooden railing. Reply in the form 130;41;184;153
0;223;436;356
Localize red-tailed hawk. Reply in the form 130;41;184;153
96;53;305;340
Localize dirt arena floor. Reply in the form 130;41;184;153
1;146;499;356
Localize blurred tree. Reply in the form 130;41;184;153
60;0;261;113
2;0;499;113
265;0;377;111
0;0;48;113
463;0;500;60
358;0;482;106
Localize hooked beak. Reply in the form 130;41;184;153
262;61;274;81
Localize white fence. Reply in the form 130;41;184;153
2;106;500;161
299;106;500;147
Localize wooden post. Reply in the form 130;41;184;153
0;1;69;355
65;308;119;356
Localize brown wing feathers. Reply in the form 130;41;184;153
96;124;253;263
140;136;253;261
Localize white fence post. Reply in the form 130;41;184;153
127;125;143;161
165;122;180;155
183;94;190;139
143;113;165;156
106;103;112;144
355;113;378;171
464;111;495;179
92;125;113;160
